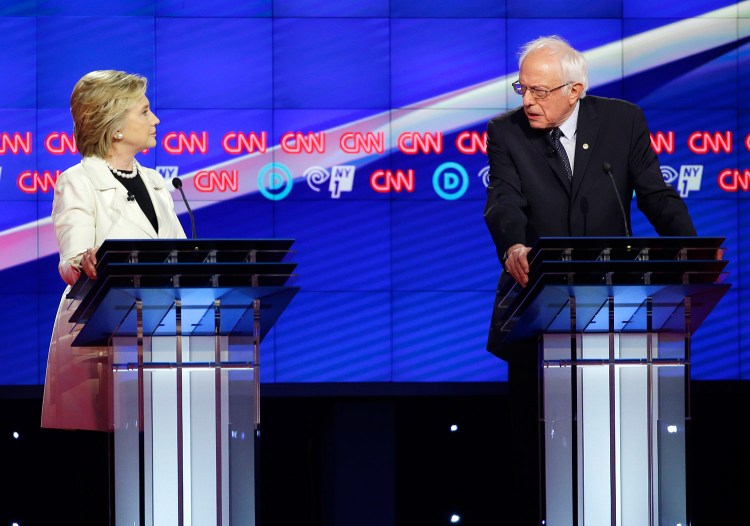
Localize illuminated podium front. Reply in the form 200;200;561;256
68;239;298;526
490;237;728;526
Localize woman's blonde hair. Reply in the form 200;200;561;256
70;70;148;158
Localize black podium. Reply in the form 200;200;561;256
490;237;728;526
67;239;298;526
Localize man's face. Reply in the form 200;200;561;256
518;51;581;130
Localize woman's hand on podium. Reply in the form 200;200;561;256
80;246;100;280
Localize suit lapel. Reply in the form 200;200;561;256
571;98;599;201
81;157;158;238
520;116;571;194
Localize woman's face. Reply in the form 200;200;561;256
117;95;159;153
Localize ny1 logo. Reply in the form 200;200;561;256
660;165;702;198
304;166;356;198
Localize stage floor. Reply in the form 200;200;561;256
1;381;747;524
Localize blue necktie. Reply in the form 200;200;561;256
550;128;572;181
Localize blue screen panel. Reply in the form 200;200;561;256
274;291;393;382
1;292;42;385
273;18;390;109
624;0;739;18
391;200;497;291
0;1;35;15
274;200;391;291
274;0;387;17
37;0;154;16
36;17;155;109
156;0;271;17
623;18;740;110
0;17;36;108
391;19;507;109
155;18;272;109
392;291;504;382
391;0;506;18
507;0;621;18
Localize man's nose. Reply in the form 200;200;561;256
522;89;536;105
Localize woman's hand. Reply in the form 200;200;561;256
80;247;99;280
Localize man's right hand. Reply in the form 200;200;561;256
504;243;531;287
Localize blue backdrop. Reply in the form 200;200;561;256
0;0;747;385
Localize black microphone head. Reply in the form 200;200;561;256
602;162;612;174
171;177;183;189
545;146;555;157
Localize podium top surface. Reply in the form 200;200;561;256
68;238;295;299
492;237;730;347
66;239;299;346
95;238;293;264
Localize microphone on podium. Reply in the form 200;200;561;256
602;162;630;237
172;177;197;239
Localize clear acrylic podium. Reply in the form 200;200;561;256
490;237;728;526
67;239;298;526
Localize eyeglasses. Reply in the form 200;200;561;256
512;81;571;100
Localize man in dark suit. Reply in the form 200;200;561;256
483;35;697;524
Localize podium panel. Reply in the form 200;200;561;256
68;239;298;526
543;333;687;526
112;335;255;526
489;237;728;526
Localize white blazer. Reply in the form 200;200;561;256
41;157;187;431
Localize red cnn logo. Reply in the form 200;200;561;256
456;131;487;154
163;132;208;154
650;131;674;154
370;169;415;193
688;132;733;154
0;132;32;155
280;132;326;154
194;170;239;192
18;170;61;193
718;169;750;192
340;132;384;154
45;132;78;155
397;132;443;154
222;132;267;154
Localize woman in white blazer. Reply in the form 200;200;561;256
41;70;186;431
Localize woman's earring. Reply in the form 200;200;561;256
115;132;124;140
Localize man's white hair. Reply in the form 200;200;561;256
518;35;589;98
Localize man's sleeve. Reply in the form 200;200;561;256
628;106;697;236
484;117;530;260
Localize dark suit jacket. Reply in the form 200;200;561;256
484;95;696;354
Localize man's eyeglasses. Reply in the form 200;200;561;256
512;81;571;100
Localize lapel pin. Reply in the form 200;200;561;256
582;143;589;150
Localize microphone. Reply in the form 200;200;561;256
545;145;555;157
602;162;630;237
126;192;135;202
171;177;197;239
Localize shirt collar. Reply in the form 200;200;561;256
556;100;580;141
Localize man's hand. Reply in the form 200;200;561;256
504;243;531;287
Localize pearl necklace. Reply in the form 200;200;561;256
106;160;138;179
